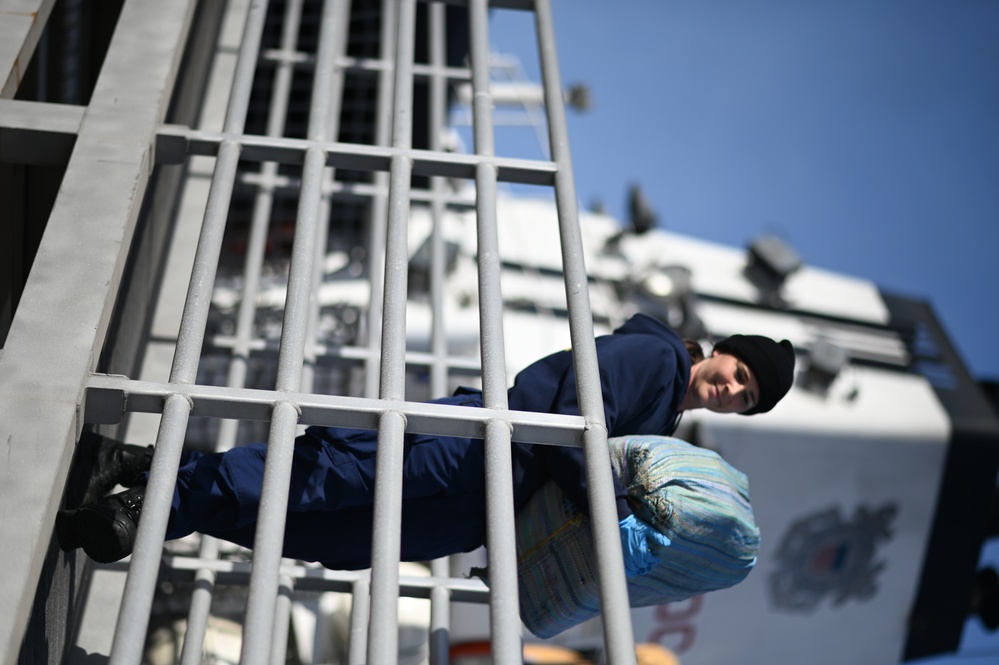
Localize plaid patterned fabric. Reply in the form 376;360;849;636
515;436;760;638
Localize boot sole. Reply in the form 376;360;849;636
72;506;136;564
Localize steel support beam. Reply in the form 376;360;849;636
535;2;636;663
0;0;198;660
0;99;82;164
0;0;58;98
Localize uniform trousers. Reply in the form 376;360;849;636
165;393;493;569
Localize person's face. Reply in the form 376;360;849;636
687;351;760;414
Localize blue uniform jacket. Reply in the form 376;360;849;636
169;314;691;568
507;313;691;518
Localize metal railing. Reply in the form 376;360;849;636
0;1;636;663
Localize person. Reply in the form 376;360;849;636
56;313;794;568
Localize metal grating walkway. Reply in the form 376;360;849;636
0;1;636;663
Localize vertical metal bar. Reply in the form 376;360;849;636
303;0;352;395
347;579;371;665
169;140;243;381
223;0;308;408
367;409;408;664
108;2;272;663
181;1;306;660
171;8;274;384
377;70;415;396
241;0;348;659
533;2;636;664
240;400;301;665
178;536;221;665
270;575;296;665
467;2;521;661
275;147;326;392
429;560;451;665
239;143;323;665
275;6;352;658
428;6;452;664
368;1;417;659
428;0;449;401
367;153;414;665
364;0;399;399
109;393;194;665
482;416;520;664
301;197;331;394
467;0;505;402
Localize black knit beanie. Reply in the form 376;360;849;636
713;335;795;415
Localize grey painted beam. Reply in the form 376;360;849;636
0;99;83;164
0;0;198;661
0;0;57;98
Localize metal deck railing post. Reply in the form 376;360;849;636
271;575;296;664
180;1;306;661
428;4;453;663
367;1;417;662
468;1;522;661
363;0;399;399
348;578;372;665
108;1;271;661
178;535;221;665
240;400;301;665
534;2;637;664
428;1;451;403
303;0;351;400
240;0;350;660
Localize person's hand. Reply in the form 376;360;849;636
619;513;671;576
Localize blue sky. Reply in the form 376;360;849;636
485;2;999;663
483;0;999;385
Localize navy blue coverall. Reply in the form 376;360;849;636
164;313;691;569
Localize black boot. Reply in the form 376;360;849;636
56;486;144;563
65;431;153;508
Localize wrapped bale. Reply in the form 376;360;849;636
515;435;760;638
